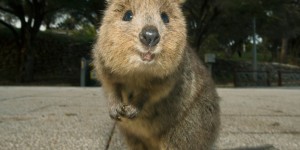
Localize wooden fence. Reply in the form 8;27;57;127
234;70;300;87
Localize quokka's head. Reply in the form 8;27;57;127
94;0;187;78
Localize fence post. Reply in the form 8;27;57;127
80;58;88;87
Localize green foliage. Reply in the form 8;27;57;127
72;24;97;42
62;0;106;29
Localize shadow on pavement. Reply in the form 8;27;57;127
221;145;278;150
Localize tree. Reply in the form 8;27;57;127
260;0;300;63
70;0;106;29
202;0;300;63
183;0;221;50
0;0;78;82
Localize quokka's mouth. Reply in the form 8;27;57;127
141;52;155;62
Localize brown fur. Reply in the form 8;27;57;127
93;0;220;149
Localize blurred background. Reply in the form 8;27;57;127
0;0;300;87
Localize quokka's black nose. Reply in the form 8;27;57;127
139;26;160;47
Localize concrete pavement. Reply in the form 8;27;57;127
0;87;299;150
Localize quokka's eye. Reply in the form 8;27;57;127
161;12;169;24
123;10;133;21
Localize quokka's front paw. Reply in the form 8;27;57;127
109;103;123;120
120;105;139;119
109;103;139;121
